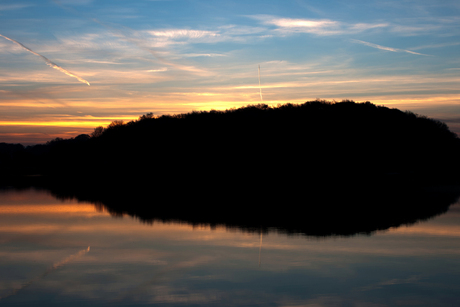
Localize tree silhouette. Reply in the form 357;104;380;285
91;126;104;138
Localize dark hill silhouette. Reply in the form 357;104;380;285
2;100;459;185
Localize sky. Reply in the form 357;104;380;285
1;0;460;145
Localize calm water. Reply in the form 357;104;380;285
1;188;460;306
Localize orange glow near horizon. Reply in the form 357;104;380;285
0;204;105;216
0;115;138;127
2;93;460;144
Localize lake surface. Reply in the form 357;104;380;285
1;187;460;306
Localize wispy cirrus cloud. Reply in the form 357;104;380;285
249;15;388;35
250;14;460;38
146;29;219;40
218;25;267;36
90;21;209;75
410;42;460;50
52;0;209;75
0;4;32;11
182;53;226;58
390;24;443;35
143;27;268;47
251;15;341;35
351;39;431;56
56;0;93;5
147;68;168;72
142;29;222;49
386;15;460;36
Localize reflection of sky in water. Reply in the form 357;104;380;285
1;189;460;306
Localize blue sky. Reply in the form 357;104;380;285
1;0;460;144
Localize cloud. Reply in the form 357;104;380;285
250;15;388;35
146;29;219;40
351;39;431;56
52;0;209;75
249;14;460;38
0;4;32;11
182;53;226;58
350;23;390;31
141;29;226;49
55;0;93;5
385;15;460;36
143;27;267;46
272;19;341;35
218;25;268;36
252;15;342;35
89;21;210;75
390;24;442;35
410;42;460;51
147;68;168;72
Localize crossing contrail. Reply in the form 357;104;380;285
0;246;90;301
0;33;90;85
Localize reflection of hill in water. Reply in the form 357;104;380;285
7;177;460;237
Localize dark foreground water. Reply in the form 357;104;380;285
1;188;460;306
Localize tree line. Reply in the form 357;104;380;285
1;100;460;186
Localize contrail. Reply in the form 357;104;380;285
0;246;90;301
0;33;90;85
351;39;431;56
258;65;263;102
